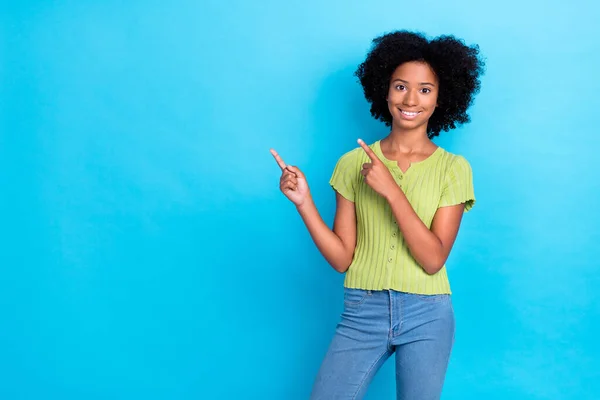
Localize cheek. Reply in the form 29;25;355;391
429;93;439;107
386;89;394;103
386;95;396;111
423;95;438;112
387;90;403;109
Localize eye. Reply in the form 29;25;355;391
395;84;406;91
421;88;431;94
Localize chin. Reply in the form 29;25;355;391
394;119;423;130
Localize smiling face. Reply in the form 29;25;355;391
387;61;439;132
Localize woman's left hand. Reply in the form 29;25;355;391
358;139;402;201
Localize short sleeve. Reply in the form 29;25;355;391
439;155;476;212
329;150;359;202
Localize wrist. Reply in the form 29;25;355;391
296;194;315;213
385;186;404;203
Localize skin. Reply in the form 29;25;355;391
270;61;466;275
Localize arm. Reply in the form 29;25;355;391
356;139;465;275
296;191;356;273
385;189;464;274
269;148;356;273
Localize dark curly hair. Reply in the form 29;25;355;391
355;30;485;138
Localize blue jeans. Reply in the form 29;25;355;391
310;288;455;400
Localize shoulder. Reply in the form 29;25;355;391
335;146;365;163
437;147;473;171
329;145;369;199
435;148;474;189
332;145;370;171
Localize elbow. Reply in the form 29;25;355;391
421;256;446;275
331;254;353;274
332;260;351;274
333;265;349;274
422;265;443;275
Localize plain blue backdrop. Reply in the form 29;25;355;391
2;0;600;399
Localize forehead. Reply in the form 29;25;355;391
391;61;438;83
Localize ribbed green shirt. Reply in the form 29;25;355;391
329;140;475;294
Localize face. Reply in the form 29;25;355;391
386;61;439;131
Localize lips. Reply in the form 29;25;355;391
399;109;422;120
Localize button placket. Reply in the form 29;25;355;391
388;214;400;286
397;172;403;188
388;224;398;266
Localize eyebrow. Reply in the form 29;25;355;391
392;78;436;87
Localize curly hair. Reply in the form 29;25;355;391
355;30;485;138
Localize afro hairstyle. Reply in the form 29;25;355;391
355;30;485;138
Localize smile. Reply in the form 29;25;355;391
399;109;422;119
400;109;421;116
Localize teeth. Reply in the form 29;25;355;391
401;110;420;116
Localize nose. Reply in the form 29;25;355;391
402;89;418;107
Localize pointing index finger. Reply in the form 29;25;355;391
270;149;287;170
357;139;379;162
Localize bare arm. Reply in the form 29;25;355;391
270;148;356;273
296;191;356;273
356;139;465;275
386;189;464;274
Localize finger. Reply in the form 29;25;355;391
281;181;297;192
357;139;380;162
284;176;298;186
281;170;297;181
286;165;305;179
281;173;298;186
362;163;372;170
270;149;287;170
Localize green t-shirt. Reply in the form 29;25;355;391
329;140;475;294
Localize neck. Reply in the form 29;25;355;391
386;125;433;152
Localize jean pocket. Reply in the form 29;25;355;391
413;293;451;303
343;288;370;307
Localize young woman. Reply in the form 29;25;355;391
270;30;484;400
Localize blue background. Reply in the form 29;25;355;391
2;0;599;399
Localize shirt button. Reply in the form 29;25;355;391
391;245;395;250
392;233;396;237
388;257;393;262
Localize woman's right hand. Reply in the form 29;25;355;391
270;149;311;207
